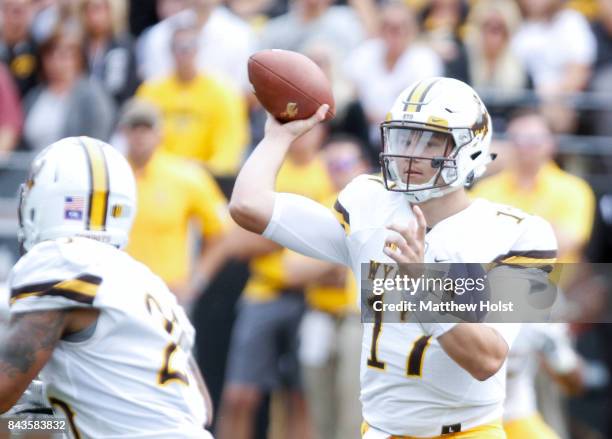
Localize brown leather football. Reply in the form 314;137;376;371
247;49;335;123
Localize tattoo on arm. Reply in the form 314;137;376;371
0;311;67;379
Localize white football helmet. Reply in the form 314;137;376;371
18;136;137;253
380;77;493;203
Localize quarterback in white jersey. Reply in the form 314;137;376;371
504;324;582;438
229;77;558;438
0;137;212;438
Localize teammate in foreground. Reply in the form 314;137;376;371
230;77;558;438
0;137;213;438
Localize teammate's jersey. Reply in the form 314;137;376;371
263;174;557;437
504;324;579;422
8;238;210;439
0;283;8;321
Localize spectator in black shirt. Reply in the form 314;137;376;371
82;0;140;105
420;0;471;83
586;190;612;263
590;0;612;135
592;0;612;70
0;0;39;96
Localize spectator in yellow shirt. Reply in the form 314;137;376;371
136;21;249;176
120;98;228;305
471;108;595;262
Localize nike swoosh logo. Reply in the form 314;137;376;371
434;257;450;262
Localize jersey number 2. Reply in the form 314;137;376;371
145;294;189;386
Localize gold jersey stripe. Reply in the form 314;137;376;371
80;137;109;231
10;291;44;304
10;275;101;305
361;421;369;436
333;200;351;235
53;278;100;297
493;249;557;263
500;256;557;265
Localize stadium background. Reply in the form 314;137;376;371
0;0;611;438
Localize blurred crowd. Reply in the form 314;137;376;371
1;0;612;438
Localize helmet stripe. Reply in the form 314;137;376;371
80;137;110;231
404;78;441;112
402;80;427;112
414;78;440;111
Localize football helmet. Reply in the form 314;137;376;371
380;77;493;203
18;136;137;253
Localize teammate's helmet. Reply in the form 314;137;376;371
18;136;136;253
380;77;493;203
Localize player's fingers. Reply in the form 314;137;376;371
402;231;421;253
387;223;414;242
315;104;330;121
287;104;329;137
413;205;427;242
384;233;411;257
301;104;329;130
390;219;423;258
383;241;418;263
264;112;280;131
383;246;402;263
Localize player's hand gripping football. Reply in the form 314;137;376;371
264;104;329;142
383;205;427;269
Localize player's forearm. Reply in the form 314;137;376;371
437;323;508;381
229;132;293;234
0;312;67;413
230;105;329;234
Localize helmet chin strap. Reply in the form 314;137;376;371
403;183;461;204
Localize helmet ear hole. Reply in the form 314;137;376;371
470;151;482;160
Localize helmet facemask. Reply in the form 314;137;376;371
380;122;475;202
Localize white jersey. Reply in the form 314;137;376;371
504;324;579;422
8;238;211;439
263;174;557;437
0;283;8;321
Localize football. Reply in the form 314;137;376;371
247;49;336;123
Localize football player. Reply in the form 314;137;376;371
504;324;582;439
0;137;214;438
229;77;558;438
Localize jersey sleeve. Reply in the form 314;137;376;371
8;240;103;314
333;173;378;234
262;192;351;266
495;214;558;268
